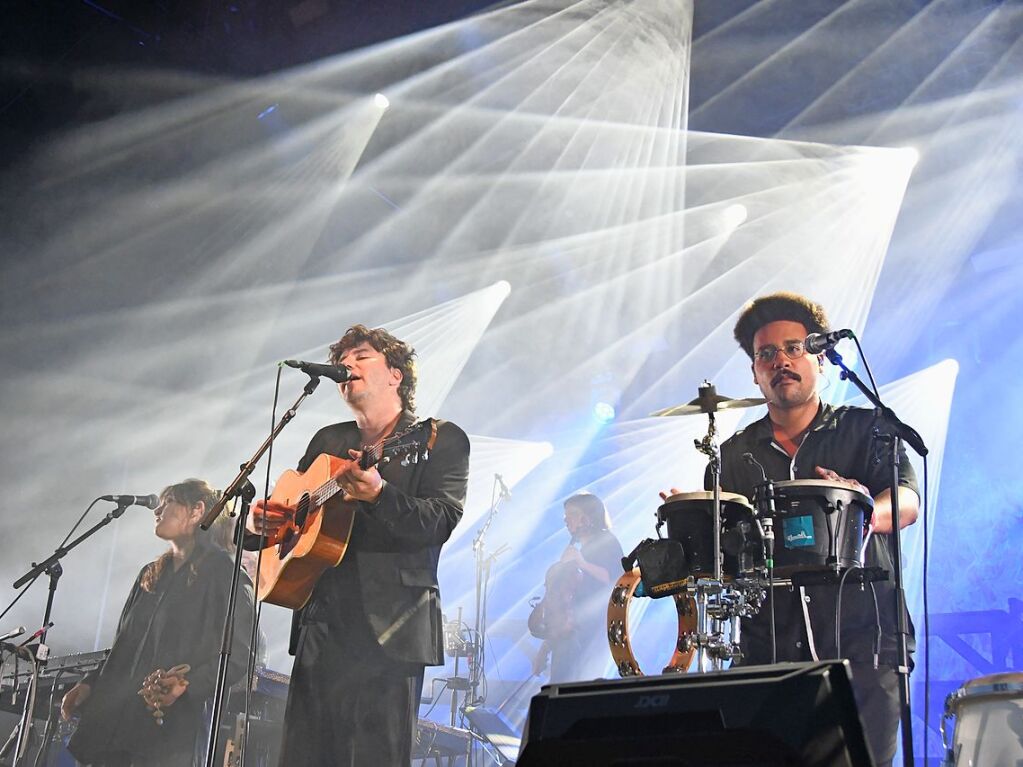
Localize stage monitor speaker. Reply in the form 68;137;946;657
517;661;872;767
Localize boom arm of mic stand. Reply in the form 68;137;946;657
13;502;131;589
824;349;928;456
200;375;321;530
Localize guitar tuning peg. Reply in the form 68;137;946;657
401;455;410;467
381;456;391;465
422;449;429;461
412;452;419;464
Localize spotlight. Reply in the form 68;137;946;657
722;203;748;229
374;93;390;110
593;402;616;423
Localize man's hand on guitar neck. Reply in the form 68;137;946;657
340;449;385;504
248;450;384;539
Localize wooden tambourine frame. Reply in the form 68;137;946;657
606;567;696;677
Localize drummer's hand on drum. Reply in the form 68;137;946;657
814;466;869;496
659;487;685;502
248;498;293;538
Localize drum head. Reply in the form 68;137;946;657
662;491;752;509
773;479;873;509
951;672;1023;709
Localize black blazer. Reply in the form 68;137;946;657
290;411;469;666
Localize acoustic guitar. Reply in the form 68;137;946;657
256;419;437;609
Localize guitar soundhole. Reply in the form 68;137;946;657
294;494;311;528
278;494;312;559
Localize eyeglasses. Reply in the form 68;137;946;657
754;341;807;364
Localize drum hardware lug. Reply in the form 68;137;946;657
611;586;629;606
617;660;638;677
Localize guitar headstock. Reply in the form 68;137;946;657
359;419;438;471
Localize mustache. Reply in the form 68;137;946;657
771;369;802;387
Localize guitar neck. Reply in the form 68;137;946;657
307;419;434;506
309;442;387;506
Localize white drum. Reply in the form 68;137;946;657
941;672;1023;766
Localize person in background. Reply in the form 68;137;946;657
532;492;624;682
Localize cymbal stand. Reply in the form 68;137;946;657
691;392;727;670
688;382;765;672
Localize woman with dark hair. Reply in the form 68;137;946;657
532;492;623;682
61;479;254;767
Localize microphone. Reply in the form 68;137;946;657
281;360;352;383
495;473;512;499
742;453;768;483
100;494;160;509
0;627;25;643
804;329;855;355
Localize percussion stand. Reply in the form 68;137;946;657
825;348;928;767
694;407;727;672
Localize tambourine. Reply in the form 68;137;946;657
606;568;696;677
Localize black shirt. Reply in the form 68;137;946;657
709;402;918;666
578;529;626;640
69;542;253;764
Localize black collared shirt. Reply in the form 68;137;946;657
707;402;918;666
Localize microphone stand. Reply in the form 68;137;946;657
825;348;928;767
197;372;324;767
469;476;510;708
8;497;137;766
202;480;255;767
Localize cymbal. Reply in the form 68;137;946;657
650;393;767;417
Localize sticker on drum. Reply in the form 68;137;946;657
942;672;1023;766
606;568;696;677
771;480;872;576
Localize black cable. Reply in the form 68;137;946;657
852;337;881;399
922;455;930;764
420;681;451;720
241;365;283;767
835;566;859;659
768;563;776;665
868;582;882;669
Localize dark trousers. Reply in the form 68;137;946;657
279;619;425;767
848;663;901;767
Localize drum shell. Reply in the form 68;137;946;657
943;673;1023;766
656;493;759;578
771;480;870;575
